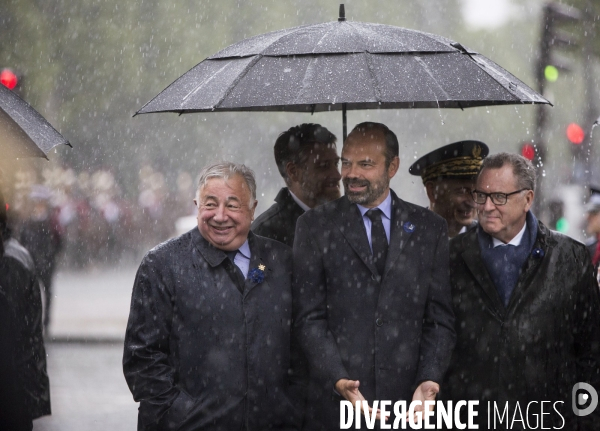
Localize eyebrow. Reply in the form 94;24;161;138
341;157;375;162
203;195;242;203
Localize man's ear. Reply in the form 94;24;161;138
524;190;534;212
286;162;300;183
387;156;400;179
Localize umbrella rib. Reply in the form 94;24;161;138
184;56;262;110
469;55;538;103
413;56;451;103
363;52;383;102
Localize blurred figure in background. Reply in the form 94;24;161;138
409;140;489;238
252;123;340;247
0;186;32;431
18;185;63;329
0;186;51;424
585;187;600;283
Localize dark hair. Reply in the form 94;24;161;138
274;123;337;182
479;152;537;191
348;122;399;167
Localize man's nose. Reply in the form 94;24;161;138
481;195;496;211
343;164;358;179
213;205;228;221
330;165;342;181
465;197;476;209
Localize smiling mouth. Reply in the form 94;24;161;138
345;181;368;192
210;225;233;232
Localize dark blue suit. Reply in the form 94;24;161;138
293;191;456;430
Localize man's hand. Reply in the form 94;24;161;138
335;379;385;421
407;380;440;423
335;379;364;404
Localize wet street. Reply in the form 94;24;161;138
33;343;138;431
33;265;139;430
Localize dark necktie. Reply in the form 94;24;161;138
225;250;245;293
366;208;388;277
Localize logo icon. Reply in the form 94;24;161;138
572;382;598;416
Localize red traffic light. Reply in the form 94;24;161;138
566;123;585;144
0;68;18;90
521;143;536;161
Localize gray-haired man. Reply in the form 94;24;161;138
123;162;300;431
444;152;600;429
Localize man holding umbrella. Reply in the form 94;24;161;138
293;122;456;430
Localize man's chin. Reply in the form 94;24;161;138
318;190;341;204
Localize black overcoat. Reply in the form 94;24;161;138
443;221;600;430
293;191;456;430
0;238;50;420
123;229;300;431
252;188;305;248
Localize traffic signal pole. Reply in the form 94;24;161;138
534;2;582;215
533;5;553;215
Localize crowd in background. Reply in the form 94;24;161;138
7;164;196;270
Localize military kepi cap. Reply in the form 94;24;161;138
409;140;489;183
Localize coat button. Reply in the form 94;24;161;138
376;318;383;327
372;274;377;281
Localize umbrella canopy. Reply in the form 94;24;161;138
0;83;70;159
137;5;550;138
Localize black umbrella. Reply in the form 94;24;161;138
137;5;550;139
0;83;71;159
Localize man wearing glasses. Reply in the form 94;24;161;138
409;140;489;238
442;152;600;429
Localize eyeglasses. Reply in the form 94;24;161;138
471;188;530;206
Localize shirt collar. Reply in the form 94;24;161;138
356;191;392;220
492;221;527;248
288;190;311;212
237;239;251;259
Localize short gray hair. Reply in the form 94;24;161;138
195;162;257;206
479;152;537;191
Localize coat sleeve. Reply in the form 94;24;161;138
292;215;349;390
573;245;600;427
123;253;187;429
414;221;456;386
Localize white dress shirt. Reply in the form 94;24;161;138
492;222;527;248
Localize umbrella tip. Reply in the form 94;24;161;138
338;4;345;21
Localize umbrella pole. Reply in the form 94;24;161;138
342;103;347;141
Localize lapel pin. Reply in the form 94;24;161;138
403;222;416;233
248;265;266;283
531;248;544;258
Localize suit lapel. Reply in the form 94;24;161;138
383;192;416;279
192;228;245;295
460;229;505;317
330;196;379;278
